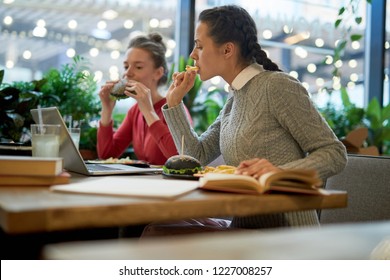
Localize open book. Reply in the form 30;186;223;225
199;169;328;195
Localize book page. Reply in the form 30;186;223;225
261;169;322;189
199;173;263;193
50;177;199;199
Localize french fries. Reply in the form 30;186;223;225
195;165;236;176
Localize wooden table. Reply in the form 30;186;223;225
0;174;347;234
44;221;390;260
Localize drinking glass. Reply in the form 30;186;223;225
31;124;61;158
68;127;81;149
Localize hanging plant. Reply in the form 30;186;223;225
325;0;370;83
316;1;390;154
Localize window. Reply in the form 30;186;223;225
194;0;370;108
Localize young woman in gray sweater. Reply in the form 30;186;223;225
161;5;347;231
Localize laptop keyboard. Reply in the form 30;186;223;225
86;163;121;172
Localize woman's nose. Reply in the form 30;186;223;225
125;66;133;77
190;49;197;60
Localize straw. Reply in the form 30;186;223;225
37;105;43;134
181;135;184;156
68;115;72;129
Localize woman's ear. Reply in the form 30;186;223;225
223;42;235;58
153;66;165;82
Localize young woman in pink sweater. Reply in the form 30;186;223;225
97;33;192;165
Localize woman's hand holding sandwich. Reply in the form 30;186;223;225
166;70;198;108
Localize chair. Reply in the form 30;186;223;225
320;154;390;224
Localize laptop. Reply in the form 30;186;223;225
30;107;162;176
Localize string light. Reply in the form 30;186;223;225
149;18;159;28
68;20;78;29
351;41;360;50
32;19;47;37
124;20;134;29
0;2;365;90
315;38;324;47
315;78;325;87
22;50;32;59
110;50;120;59
3;16;13;25
89;48;99;57
348;59;358;68
307;63;317;73
6;60;14;68
66;48;76;58
262;29;273;39
289;71;299;79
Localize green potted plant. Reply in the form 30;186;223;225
37;55;101;121
318;89;390;155
1;56;102;158
0;69;41;145
36;55;101;158
318;88;365;138
318;0;390;155
191;88;227;134
364;97;390;154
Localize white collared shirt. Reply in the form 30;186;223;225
229;63;265;92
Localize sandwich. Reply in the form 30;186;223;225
110;78;136;99
163;155;202;175
185;65;199;72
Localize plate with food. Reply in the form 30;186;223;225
86;157;150;168
161;155;238;180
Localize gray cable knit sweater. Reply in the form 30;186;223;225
162;65;347;229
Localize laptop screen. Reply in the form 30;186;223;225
30;107;162;176
30;107;91;174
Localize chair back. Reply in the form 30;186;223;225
320;154;390;224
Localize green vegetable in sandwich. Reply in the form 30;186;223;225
163;155;202;175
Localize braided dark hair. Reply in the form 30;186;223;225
199;5;281;72
128;32;168;86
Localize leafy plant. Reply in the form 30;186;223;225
318;1;390;154
318;89;390;154
364;98;390;154
0;69;41;143
79;122;98;151
37;55;101;121
0;56;101;152
319;87;365;138
191;88;227;134
320;0;371;109
113;112;127;128
34;55;101;152
327;0;370;80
